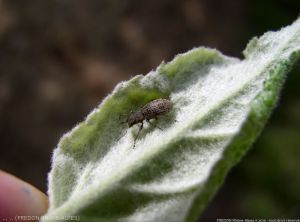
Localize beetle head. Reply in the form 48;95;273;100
127;111;144;127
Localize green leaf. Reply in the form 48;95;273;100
43;18;300;222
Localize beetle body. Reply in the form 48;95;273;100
126;98;173;148
127;98;172;127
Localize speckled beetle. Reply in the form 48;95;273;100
127;98;173;148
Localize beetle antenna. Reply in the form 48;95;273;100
119;113;128;124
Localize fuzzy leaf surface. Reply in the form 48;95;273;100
43;18;300;222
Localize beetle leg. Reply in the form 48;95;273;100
147;119;163;130
133;122;143;148
117;128;127;142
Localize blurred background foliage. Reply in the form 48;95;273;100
0;0;299;220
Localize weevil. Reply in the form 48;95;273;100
126;98;173;148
